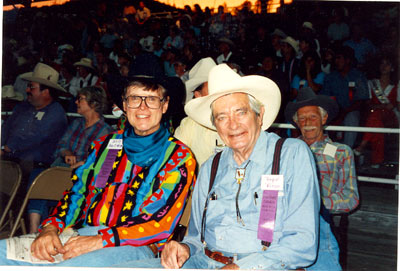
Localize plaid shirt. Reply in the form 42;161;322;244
309;136;359;214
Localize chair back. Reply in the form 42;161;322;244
28;167;73;200
9;166;73;237
0;160;22;230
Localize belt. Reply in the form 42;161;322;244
204;248;233;265
147;243;159;257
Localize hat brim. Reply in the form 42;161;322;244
185;74;281;131
285;96;339;128
21;72;71;97
73;62;95;70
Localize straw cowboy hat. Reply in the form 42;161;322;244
285;87;339;128
2;85;24;101
184;57;216;104
20;63;67;94
74;58;95;70
270;28;287;38
302;22;316;33
281;36;299;55
185;64;281;131
218;37;235;48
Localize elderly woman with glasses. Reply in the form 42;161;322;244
28;86;114;235
0;78;197;267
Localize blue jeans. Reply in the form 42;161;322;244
343;110;360;148
308;215;342;271
114;248;226;269
0;226;155;266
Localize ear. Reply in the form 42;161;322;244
193;91;201;98
162;96;169;114
122;98;127;112
258;106;265;126
322;113;328;125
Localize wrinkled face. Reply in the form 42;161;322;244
75;94;93;115
26;82;46;108
296;105;327;145
212;93;264;155
123;86;168;136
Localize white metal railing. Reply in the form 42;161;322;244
2;112;399;185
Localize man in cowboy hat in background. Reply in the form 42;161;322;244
174;57;223;167
1;63;68;171
68;58;100;98
285;87;359;269
118;64;338;270
1;63;69;232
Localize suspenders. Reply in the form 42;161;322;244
200;137;286;246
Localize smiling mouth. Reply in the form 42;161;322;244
136;114;149;119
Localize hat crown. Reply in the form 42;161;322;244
32;63;59;84
297;87;317;102
188;57;216;81
208;64;241;95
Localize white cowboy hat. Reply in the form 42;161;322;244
20;63;68;94
2;85;24;101
302;22;315;33
185;64;281;131
270;28;287;38
281;36;300;55
73;57;95;70
184;57;216;104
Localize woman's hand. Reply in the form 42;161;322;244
70;161;85;169
31;224;65;262
62;235;103;260
65;155;77;166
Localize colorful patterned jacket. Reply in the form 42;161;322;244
40;130;197;251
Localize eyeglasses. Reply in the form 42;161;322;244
124;95;165;109
76;96;87;103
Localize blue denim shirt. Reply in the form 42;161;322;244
183;132;320;270
1;101;67;164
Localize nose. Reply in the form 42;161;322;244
139;98;148;110
228;116;239;130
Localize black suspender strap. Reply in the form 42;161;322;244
261;137;286;248
200;151;222;244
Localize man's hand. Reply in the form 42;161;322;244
70;160;85;169
62;235;103;260
220;263;240;269
31;224;65;262
161;240;190;269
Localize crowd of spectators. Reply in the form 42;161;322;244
2;0;399;167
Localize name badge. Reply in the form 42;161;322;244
35;112;45;120
107;139;122;149
261;175;284;191
348;81;355;87
299;80;306;86
323;143;337;158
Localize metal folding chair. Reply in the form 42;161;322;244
9;166;73;237
0;160;22;235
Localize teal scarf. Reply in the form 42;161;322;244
123;122;171;167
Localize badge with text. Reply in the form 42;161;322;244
261;175;284;191
35;112;45;120
323;143;337;158
257;189;279;244
107;139;123;149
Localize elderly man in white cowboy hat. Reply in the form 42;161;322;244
174;57;223;166
285;87;359;270
116;64;323;270
68;58;100;97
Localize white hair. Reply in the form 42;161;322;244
293;106;327;123
210;93;263;127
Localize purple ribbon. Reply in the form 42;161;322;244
257;189;279;243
